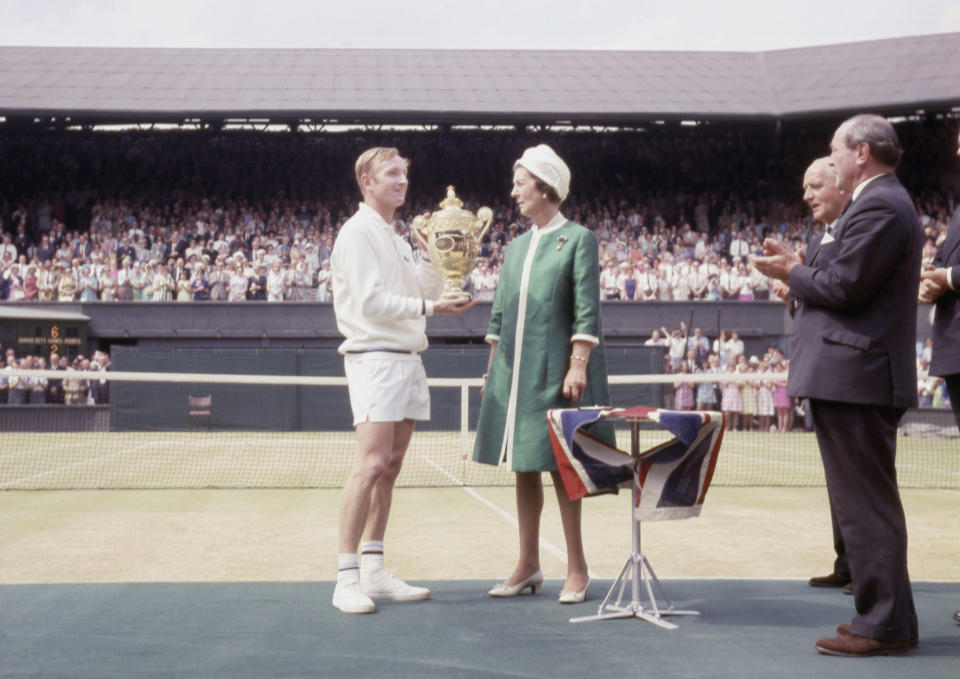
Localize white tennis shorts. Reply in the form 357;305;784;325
344;352;430;426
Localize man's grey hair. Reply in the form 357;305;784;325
841;113;903;168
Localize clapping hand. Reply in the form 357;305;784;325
751;238;801;284
771;280;791;303
919;267;950;304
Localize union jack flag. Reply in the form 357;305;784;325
547;406;724;521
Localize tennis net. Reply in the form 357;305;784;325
0;369;956;490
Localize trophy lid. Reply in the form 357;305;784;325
439;186;463;210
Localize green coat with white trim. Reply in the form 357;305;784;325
473;220;614;472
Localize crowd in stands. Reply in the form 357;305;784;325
651;323;955;426
1;123;957;303
647;323;798;432
1;125;957;413
0;347;111;405
917;337;954;409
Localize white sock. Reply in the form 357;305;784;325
337;553;359;585
360;540;385;573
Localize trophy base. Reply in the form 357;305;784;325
439;291;473;302
440;278;471;302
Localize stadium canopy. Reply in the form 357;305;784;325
0;32;958;128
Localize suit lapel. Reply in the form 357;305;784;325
806;232;824;266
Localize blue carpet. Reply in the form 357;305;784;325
1;580;957;678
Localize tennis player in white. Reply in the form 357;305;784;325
330;147;475;613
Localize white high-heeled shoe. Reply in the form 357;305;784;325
558;578;590;604
488;569;544;597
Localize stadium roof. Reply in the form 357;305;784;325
0;32;958;125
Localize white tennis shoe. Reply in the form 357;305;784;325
332;581;376;614
361;570;431;602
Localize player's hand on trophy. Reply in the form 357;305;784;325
432;297;478;315
410;215;430;253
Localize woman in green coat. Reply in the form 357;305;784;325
474;144;613;604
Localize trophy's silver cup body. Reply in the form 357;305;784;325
412;186;493;300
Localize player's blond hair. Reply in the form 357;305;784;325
354;147;409;193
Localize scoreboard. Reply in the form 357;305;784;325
16;321;87;360
0;308;90;361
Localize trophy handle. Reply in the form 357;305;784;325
411;214;429;253
476;207;493;241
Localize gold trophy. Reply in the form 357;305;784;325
412;186;493;300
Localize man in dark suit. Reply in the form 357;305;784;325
784;157;853;594
917;125;960;625
754;114;921;657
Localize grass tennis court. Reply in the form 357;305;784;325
1;428;958;490
2;431;957;677
1;426;958;583
2;426;957;582
1;486;958;584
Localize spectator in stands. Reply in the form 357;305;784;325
600;259;619;299
248;263;268;301
37;260;57;301
712;329;729;369
190;262;211;301
22;264;38;301
151;264;175;301
666;326;686;370
7;358;27;404
78;265;99;301
687;327;710;365
695;353;720;411
644;329;666;347
917;358;937;407
28;356;48;404
4;264;24;301
673;362;695;410
772;358;792;432
227;259;248;301
56;263;77;301
175;270;192;301
208;260;227;301
266;260;285;302
99;257;118;301
738;355;757;431
615;261;637;300
756;359;775;431
0;352;11;403
720;362;742;430
315;259;332;302
0;233;17;262
726;330;745;361
116;257;134;300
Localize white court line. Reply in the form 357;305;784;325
421;455;597;579
0;440;168;489
0;439;86;462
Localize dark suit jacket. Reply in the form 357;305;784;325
787;173;922;408
805;230;824;263
929;206;960;377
